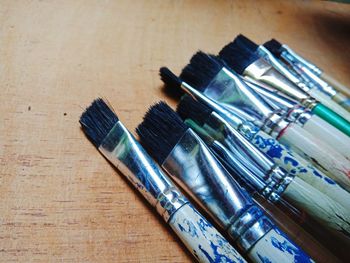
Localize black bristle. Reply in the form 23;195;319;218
159;67;184;98
219;37;260;74
79;98;119;147
179;51;224;91
235;34;259;52
263;39;283;58
136;101;188;164
176;95;212;126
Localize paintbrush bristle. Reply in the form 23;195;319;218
176;95;212;126
263;39;283;58
136;101;188;164
234;34;259;52
219;35;260;75
79;98;119;148
159;67;184;97
179;51;225;91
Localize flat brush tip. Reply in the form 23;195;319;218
176;95;212;126
137;101;188;164
235;34;259;51
219;37;259;74
179;51;224;90
159;67;183;98
263;39;283;57
79;98;119;148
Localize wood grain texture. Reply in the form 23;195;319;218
0;0;349;262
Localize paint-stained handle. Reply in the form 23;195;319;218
283;177;350;240
248;227;314;263
252;130;350;210
279;123;350;191
333;92;350;112
309;88;350;122
312;103;350;137
168;203;247;263
321;72;350;98
303;115;350;160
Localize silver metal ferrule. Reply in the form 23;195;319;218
180;81;260;141
244;57;312;101
287;106;312;127
293;62;337;98
201;68;290;138
181;81;244;129
161;129;273;251
206;113;294;200
245;78;296;111
245;79;312;127
281;44;322;76
257;46;305;87
99;121;188;222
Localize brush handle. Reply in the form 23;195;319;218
279;123;350;191
333;92;350;112
169;203;247;263
309;88;350;122
252;130;350;210
248;227;314;263
312;103;350;137
321;72;350;98
283;177;350;239
303;115;350;160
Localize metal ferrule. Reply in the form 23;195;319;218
245;80;312;126
245;78;296;111
201;68;290;138
278;50;337;98
205;113;293;199
244;57;312;101
161;129;273;251
99;121;188;222
293;62;337;98
181;81;244;129
287;106;312;126
281;44;322;76
180;81;260;140
257;46;305;87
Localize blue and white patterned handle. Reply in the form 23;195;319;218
248;227;314;263
252;130;350;210
169;203;247;263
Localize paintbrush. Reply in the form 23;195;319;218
234;34;350;114
177;95;350;212
79;98;247;263
244;78;350;160
218;36;350;136
136;102;314;263
263;39;350;112
264;38;350;102
176;52;350;191
182;106;350;242
221;35;350;121
174;96;350;242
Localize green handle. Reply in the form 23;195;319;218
312;103;350;137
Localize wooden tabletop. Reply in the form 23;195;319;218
1;1;350;262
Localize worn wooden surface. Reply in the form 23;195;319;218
1;0;350;262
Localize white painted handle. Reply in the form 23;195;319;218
248;228;314;263
283;177;350;239
303;115;350;160
309;88;350;122
169;203;247;263
279;123;350;191
292;165;350;211
252;130;350;210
